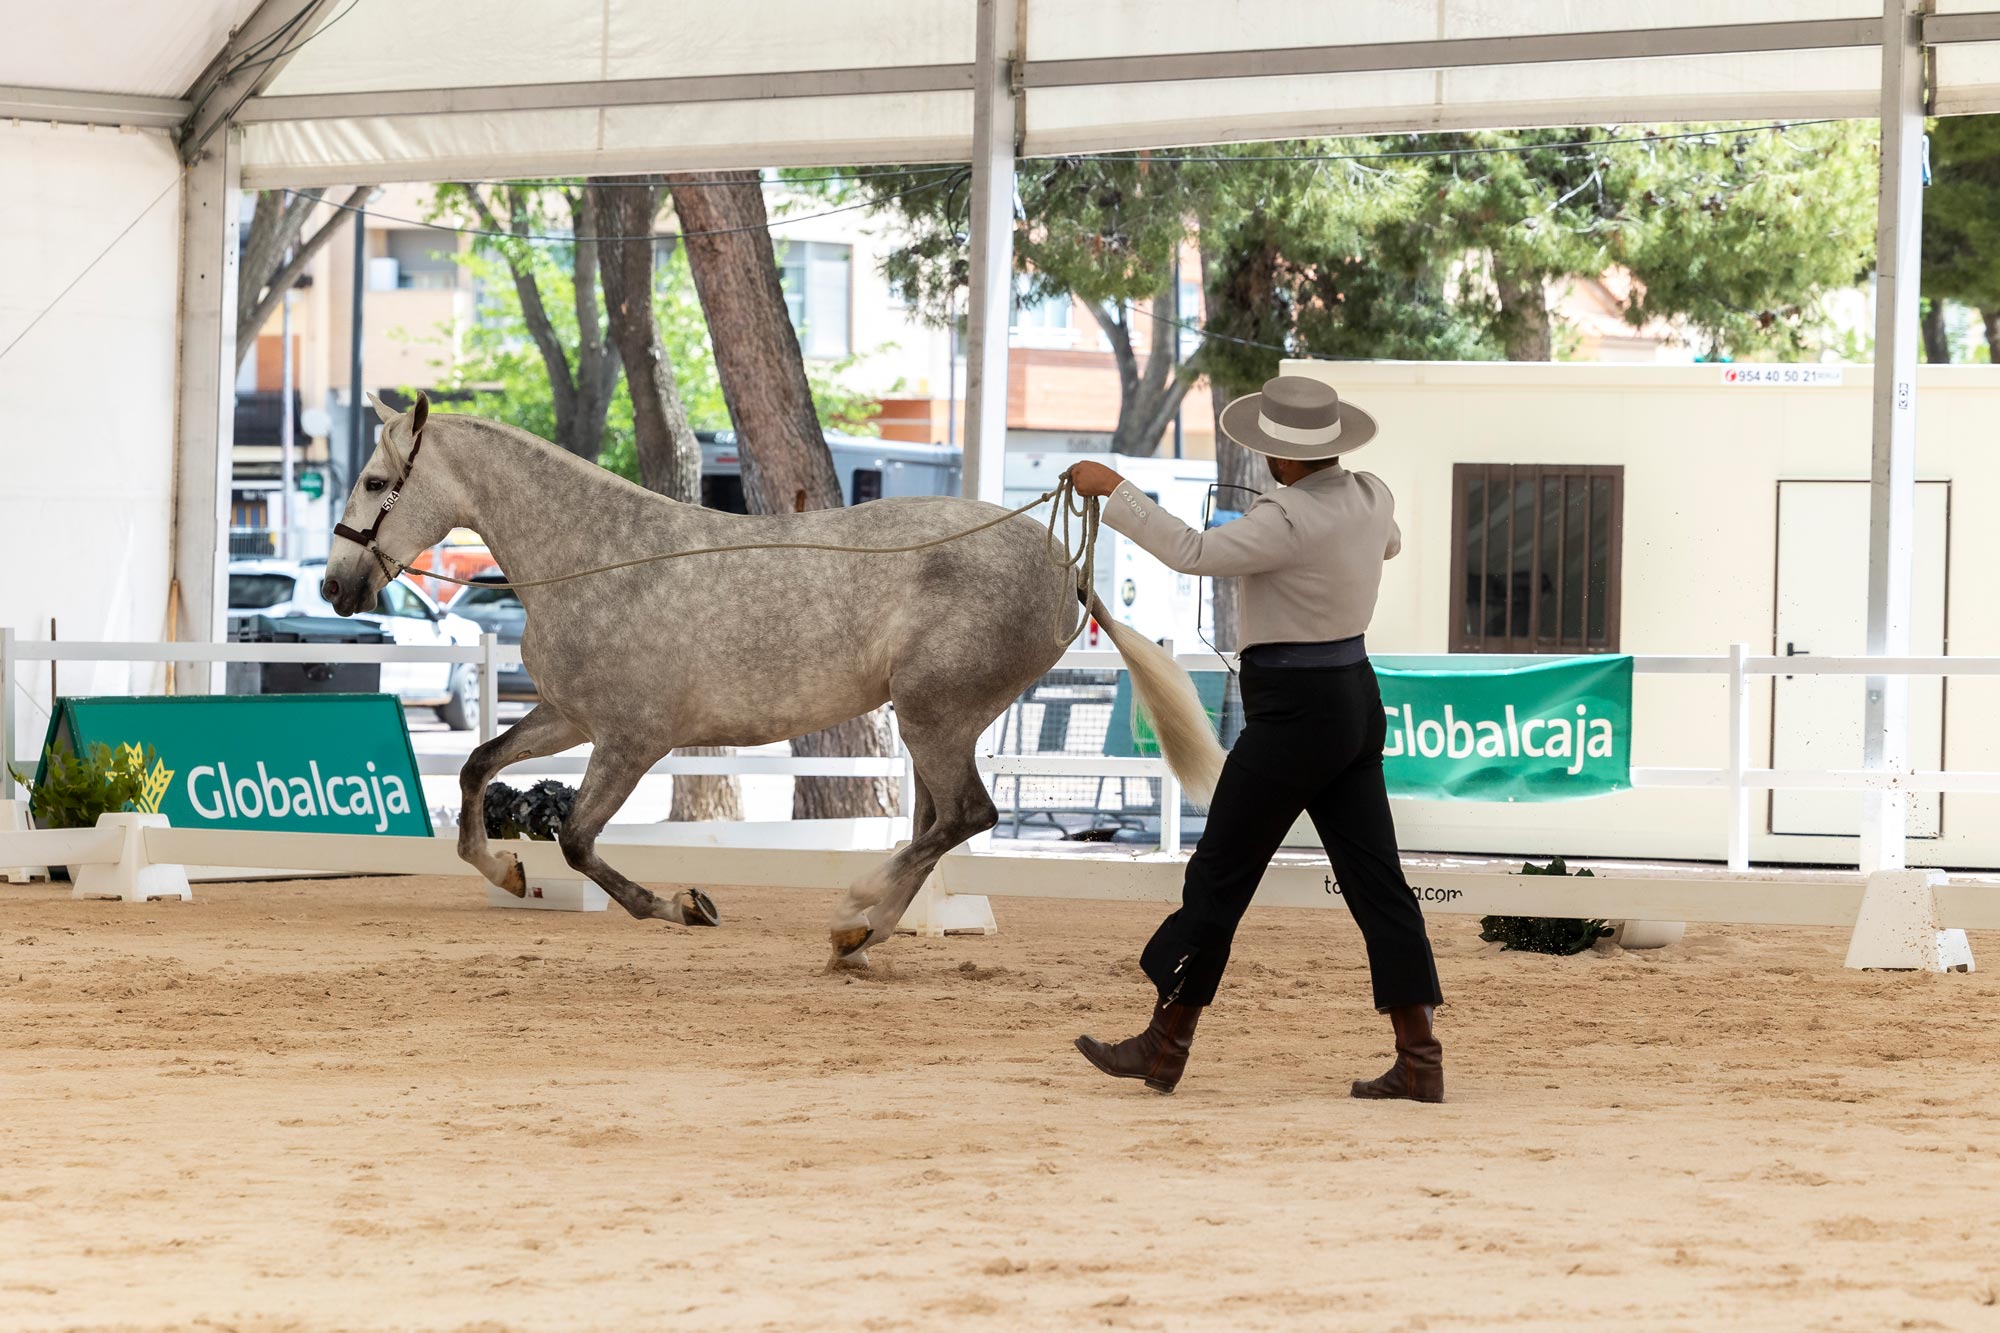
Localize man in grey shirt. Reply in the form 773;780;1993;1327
1067;375;1444;1102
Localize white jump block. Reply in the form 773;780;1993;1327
1845;869;1974;973
71;813;192;903
895;878;997;937
2;798;48;883
1613;920;1686;950
486;876;609;912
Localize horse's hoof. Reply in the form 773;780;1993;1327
829;924;872;957
678;888;721;927
498;853;528;899
826;946;871;972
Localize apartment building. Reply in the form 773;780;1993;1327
232;183;475;560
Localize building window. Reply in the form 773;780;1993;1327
851;468;884;504
386;230;460;290
1013;289;1071;330
1447;464;1624;653
777;241;852;358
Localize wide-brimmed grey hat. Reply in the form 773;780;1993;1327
1218;375;1377;460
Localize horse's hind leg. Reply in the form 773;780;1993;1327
829;722;995;959
559;743;720;928
458;704;584;894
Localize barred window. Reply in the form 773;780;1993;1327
1448;464;1624;654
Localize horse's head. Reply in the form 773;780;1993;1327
323;391;458;615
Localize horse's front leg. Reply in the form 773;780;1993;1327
458;704;584;894
558;743;721;927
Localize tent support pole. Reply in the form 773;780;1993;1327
1860;0;1925;873
170;132;241;693
961;0;1021;505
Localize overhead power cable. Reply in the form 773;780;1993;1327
1075;119;1842;165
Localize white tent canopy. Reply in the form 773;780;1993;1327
9;4;2000;182
1;0;1995;868
244;2;2000;184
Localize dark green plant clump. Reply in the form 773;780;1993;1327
483;780;577;842
1478;858;1614;956
10;743;156;830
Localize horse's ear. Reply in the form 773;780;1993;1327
368;392;396;425
412;391;430;439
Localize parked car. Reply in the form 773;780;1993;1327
447;574;537;701
227;558;486;730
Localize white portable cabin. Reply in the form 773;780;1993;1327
1285;360;2000;871
1004;452;1219;651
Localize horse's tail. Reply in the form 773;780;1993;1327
1088;594;1227;808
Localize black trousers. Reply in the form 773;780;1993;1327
1140;659;1443;1011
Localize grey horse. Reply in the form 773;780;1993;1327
322;394;1224;961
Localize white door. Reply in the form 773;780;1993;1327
1771;480;1948;838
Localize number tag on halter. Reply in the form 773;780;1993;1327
381;491;400;509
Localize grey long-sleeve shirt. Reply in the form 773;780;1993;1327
1102;464;1400;650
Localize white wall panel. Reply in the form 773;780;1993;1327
0;124;181;744
243;93;974;187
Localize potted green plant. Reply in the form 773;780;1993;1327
9;742;159;881
1478;858;1614;956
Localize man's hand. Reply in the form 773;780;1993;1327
1067;460;1125;499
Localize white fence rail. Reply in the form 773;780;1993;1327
9;630;2000;867
5;823;1999;933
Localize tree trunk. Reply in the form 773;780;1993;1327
1493;264;1553;361
668;747;743;821
565;187;622;462
591;176;738;820
667;169;895;820
1922;300;1952;364
1087;282;1199;457
788;712;897;820
1983;308;2000;363
591;176;702;502
666;170;843;514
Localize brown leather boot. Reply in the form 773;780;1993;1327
1075;999;1202;1093
1350;1004;1444;1104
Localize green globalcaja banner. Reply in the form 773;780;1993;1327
1373;655;1633;801
36;694;432;835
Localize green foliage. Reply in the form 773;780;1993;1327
11;742;156;830
416;231;888;489
1367;122;1878;360
1478;858;1613;956
842;123;1879;374
1606;122;1878;359
1923;115;2000;333
1190;145;1500;387
415;243;721;468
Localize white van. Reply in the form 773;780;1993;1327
1004;452;1220;652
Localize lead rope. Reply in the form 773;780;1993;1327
362;472;1104;648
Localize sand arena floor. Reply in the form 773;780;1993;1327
3;874;1999;1332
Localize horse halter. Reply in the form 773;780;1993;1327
332;396;428;572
